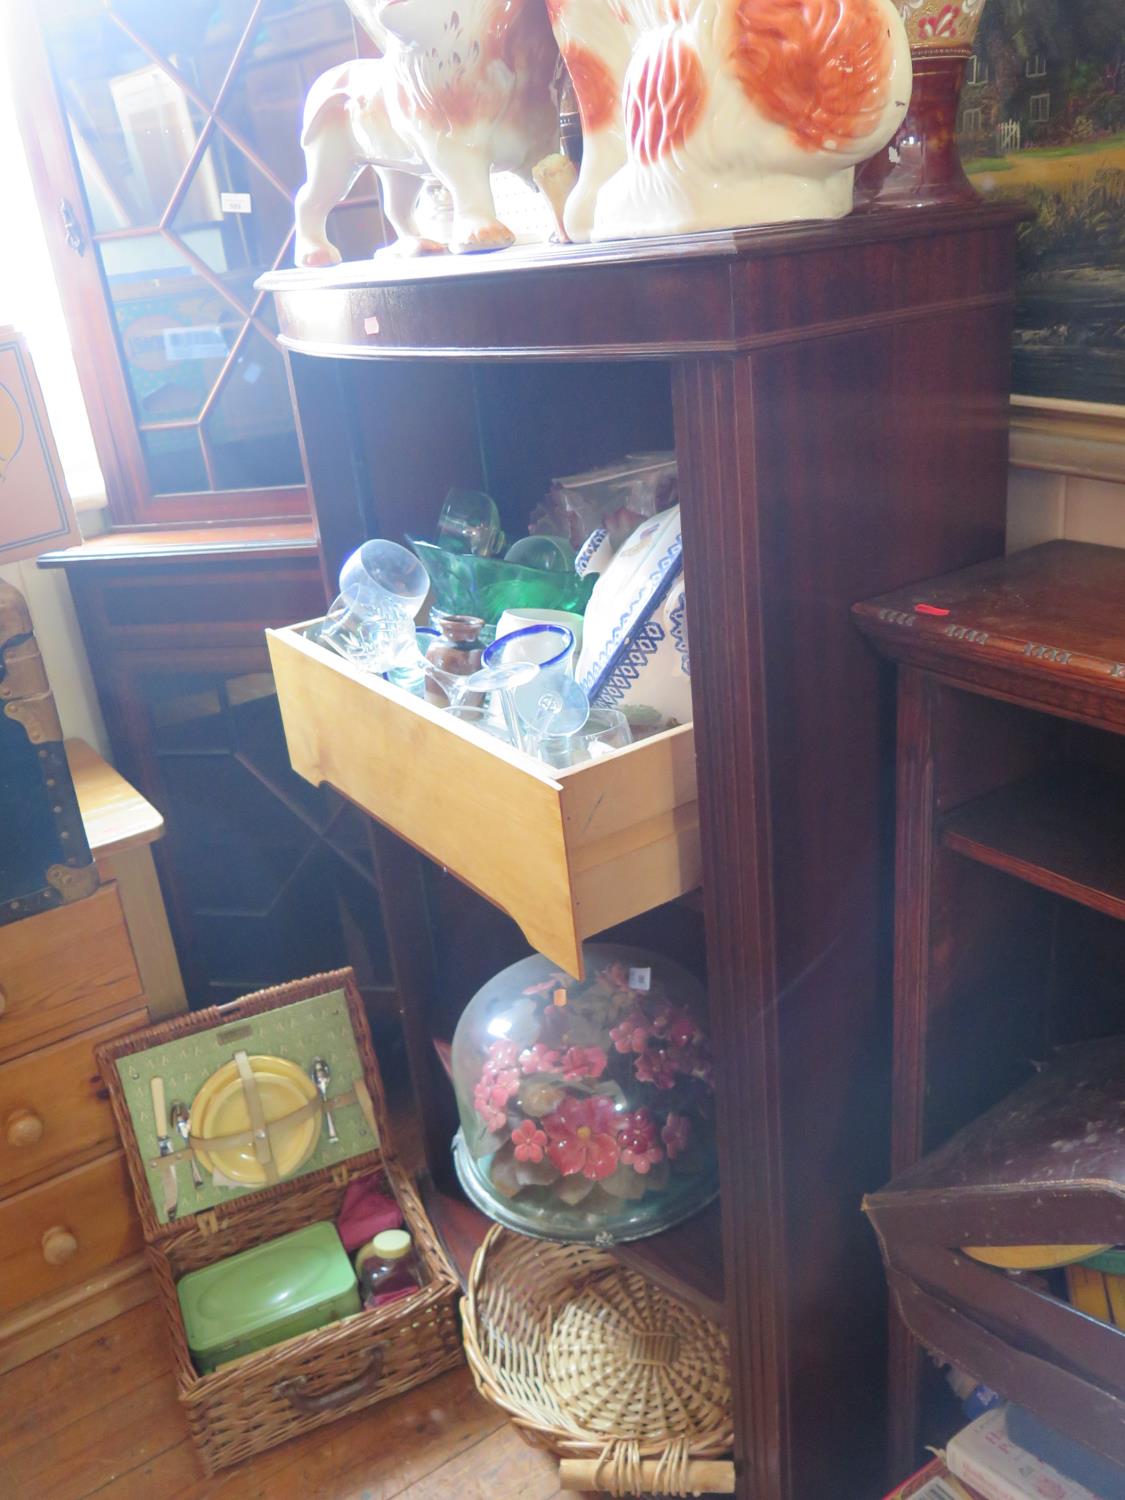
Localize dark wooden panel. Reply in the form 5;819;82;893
674;354;789;1500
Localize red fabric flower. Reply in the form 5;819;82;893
634;1047;677;1089
511;1120;548;1163
486;1067;521;1106
648;1003;675;1036
472;1081;507;1133
561;1045;608;1080
599;961;633;993
669;1041;714;1086
474;1054;521;1130
661;1112;691;1160
610;1011;652;1054
618;1108;664;1174
544;1095;621;1179
486;1039;520;1068
519;1042;562;1075
666;1011;700;1049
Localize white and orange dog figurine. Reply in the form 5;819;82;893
295;0;912;261
295;0;574;261
545;0;911;239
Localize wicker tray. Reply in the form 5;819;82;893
97;970;462;1474
462;1225;735;1496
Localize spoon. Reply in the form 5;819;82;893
311;1058;338;1143
170;1101;203;1187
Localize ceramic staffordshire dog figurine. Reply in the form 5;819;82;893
547;0;913;240
295;0;574;261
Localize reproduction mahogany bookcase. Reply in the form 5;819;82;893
260;204;1022;1500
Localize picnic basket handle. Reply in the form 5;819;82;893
275;1349;384;1414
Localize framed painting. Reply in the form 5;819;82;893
956;0;1125;478
0;327;81;561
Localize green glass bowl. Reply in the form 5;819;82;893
409;538;596;625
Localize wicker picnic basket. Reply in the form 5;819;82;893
462;1225;735;1496
96;969;462;1474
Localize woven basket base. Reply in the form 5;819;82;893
462;1226;732;1495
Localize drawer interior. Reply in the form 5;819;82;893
267;621;700;979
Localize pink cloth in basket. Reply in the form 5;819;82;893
336;1174;403;1252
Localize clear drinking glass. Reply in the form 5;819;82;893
481;625;584;752
436;489;504;558
481;623;575;676
503;534;576;573
321;539;430;673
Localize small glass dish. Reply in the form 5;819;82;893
535;707;632;768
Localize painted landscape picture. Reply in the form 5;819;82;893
956;0;1125;405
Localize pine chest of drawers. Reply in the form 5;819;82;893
0;741;185;1366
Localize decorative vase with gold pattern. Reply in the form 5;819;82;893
858;0;988;206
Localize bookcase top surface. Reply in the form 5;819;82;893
854;540;1125;703
258;202;1023;362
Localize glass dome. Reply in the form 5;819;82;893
451;945;718;1245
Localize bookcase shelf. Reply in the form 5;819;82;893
942;766;1125;924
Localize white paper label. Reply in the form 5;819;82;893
628;967;651;992
221;191;252;214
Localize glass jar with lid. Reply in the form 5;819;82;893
451;946;718;1245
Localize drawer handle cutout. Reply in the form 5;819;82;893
0;985;7;1016
275;1349;384;1414
42;1226;78;1266
6;1109;43;1148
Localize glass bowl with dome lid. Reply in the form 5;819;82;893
451;945;718;1244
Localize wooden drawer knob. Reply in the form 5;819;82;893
42;1226;78;1266
6;1109;44;1147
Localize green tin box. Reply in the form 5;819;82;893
178;1221;361;1373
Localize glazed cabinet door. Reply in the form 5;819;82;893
6;0;386;526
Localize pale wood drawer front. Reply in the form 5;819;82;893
0;1009;148;1197
0;1151;142;1315
0;886;142;1064
267;623;701;978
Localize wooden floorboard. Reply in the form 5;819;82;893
0;1299;580;1500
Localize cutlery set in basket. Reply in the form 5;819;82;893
146;1049;352;1222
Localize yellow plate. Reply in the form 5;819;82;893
963;1243;1113;1270
191;1056;321;1186
189;1054;306;1129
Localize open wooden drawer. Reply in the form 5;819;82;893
266;622;701;977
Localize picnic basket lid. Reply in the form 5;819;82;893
96;969;390;1241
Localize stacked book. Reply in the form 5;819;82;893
885;1409;1116;1500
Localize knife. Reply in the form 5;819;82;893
151;1076;178;1222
